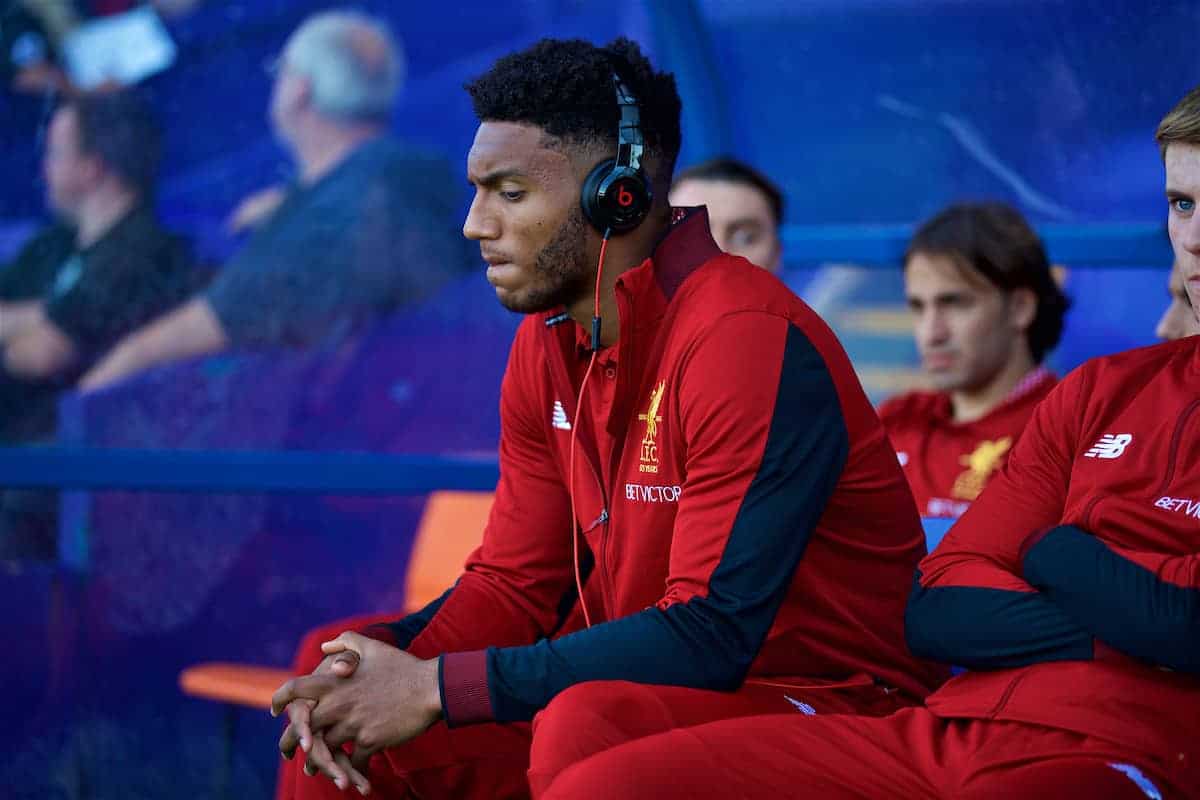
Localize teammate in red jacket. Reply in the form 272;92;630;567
536;87;1200;800
880;203;1068;518
270;37;944;799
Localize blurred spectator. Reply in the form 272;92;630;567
2;1;180;215
80;10;470;391
669;157;783;272
149;0;204;19
1155;259;1200;340
2;1;153;96
1;1;76;96
879;203;1069;518
0;89;194;557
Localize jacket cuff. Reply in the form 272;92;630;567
439;650;493;727
357;623;400;646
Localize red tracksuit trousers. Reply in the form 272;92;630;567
276;617;910;799
539;705;1189;799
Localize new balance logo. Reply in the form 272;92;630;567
1108;764;1163;800
552;401;571;431
784;696;817;715
1084;433;1132;459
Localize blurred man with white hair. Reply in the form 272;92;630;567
81;11;470;390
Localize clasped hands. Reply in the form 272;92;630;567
270;632;443;795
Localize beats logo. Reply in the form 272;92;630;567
617;183;634;207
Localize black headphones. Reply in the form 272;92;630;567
580;72;652;235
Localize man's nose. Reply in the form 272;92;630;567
918;310;950;345
462;196;498;241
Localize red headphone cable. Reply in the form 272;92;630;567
567;228;611;630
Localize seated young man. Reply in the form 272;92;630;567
668;157;784;273
880;203;1070;518
270;37;946;800
0;90;193;557
537;86;1200;800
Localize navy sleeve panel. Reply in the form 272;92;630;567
1023;526;1200;673
484;323;849;722
906;571;1094;670
384;585;454;650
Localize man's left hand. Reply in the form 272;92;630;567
271;632;443;777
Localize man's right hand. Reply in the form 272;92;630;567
227;186;287;234
278;645;370;794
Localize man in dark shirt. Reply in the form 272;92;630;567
0;89;193;557
80;10;470;389
205;137;464;348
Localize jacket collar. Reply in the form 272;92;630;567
930;366;1057;425
548;205;723;355
616;206;721;312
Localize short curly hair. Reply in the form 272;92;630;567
465;37;682;179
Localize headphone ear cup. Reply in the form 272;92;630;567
580;159;616;233
581;159;652;234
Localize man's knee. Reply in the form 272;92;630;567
528;681;663;794
540;752;647;800
962;759;1168;800
532;681;655;744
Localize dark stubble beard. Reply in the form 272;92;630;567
500;204;592;314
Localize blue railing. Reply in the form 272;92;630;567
781;222;1170;266
0;447;500;494
0;223;1170;498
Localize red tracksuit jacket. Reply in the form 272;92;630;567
879;369;1057;518
377;209;946;726
907;337;1200;785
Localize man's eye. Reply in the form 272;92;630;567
729;230;760;248
500;190;525;202
1171;197;1195;213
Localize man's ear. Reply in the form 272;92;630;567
79;153;107;188
276;73;312;118
293;75;313;110
1008;286;1038;332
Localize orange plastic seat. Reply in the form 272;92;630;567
402;489;494;611
179;662;291;710
179;490;494;711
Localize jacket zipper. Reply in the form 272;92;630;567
573;400;614;618
1077;399;1199;529
1153;397;1200;497
543;319;617;623
580;455;614;620
597;297;634;628
583;508;610;532
591;283;642;625
1080;494;1104;530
